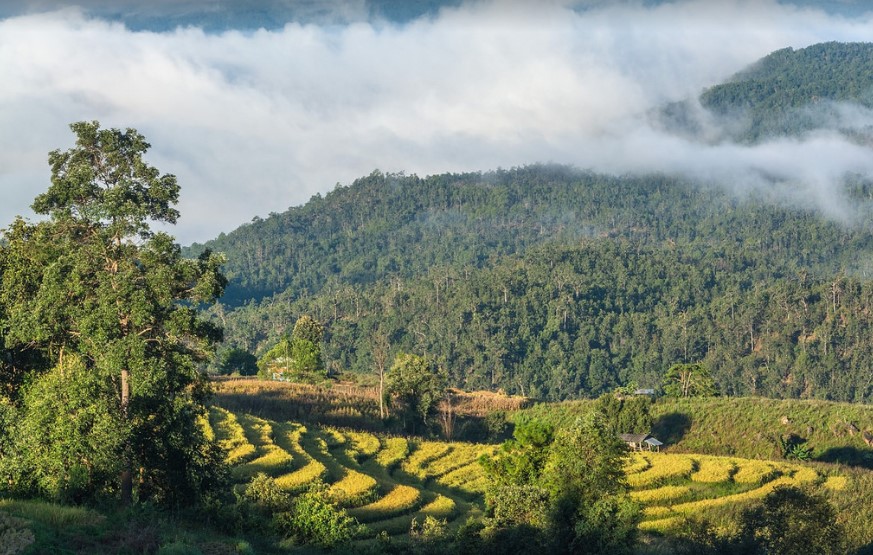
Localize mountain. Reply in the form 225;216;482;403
658;42;873;143
189;42;873;402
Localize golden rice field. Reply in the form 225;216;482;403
624;452;842;533
208;408;847;540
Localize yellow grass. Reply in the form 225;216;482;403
664;475;797;515
420;494;456;519
236;413;275;448
348;485;421;522
691;456;736;484
624;453;651;475
733;460;776;484
274;459;327;491
631;485;692;504
233;445;295;481
422;443;497;479
198;414;215;442
210;407;257;465
321;427;347;447
627;454;695;488
824;475;848;491
401;442;453;480
639;516;683;532
347;431;381;460
375;437;409;469
436;461;487;490
328;469;379;504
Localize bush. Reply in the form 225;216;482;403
274;483;363;548
0;512;35;555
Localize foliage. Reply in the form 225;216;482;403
275;483;362;548
480;417;554;488
386;353;447;434
216;348;258;376
700;42;873;142
738;486;844;555
663;363;716;398
542;414;639;554
779;434;813;461
257;315;325;379
0;121;227;506
0;356;124;502
191;156;873;403
482;412;639;554
595;394;652;434
0;512;34;555
185;44;873;402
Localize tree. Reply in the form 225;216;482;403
385;353;447;434
217;347;258;376
0;121;227;506
370;328;391;420
595;393;652;434
481;413;640;554
290;315;324;374
662;363;717;397
542;413;640;554
738;486;843;555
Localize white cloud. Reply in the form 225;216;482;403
1;1;873;243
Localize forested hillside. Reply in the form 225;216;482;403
189;42;873;403
662;42;873;142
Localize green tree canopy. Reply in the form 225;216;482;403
663;363;717;398
290;315;324;374
481;412;640;554
385;353;447;434
0;121;227;506
217;347;258;376
738;486;843;555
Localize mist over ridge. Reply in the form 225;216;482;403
1;1;873;243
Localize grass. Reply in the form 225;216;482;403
0;499;104;528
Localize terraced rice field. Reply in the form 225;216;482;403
208;409;845;540
208;409;494;538
624;452;837;533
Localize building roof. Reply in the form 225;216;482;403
644;437;664;447
619;433;650;443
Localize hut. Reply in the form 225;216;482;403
619;433;663;452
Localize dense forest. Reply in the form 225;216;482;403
188;42;873;402
659;41;873;143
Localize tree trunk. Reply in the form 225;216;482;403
120;368;132;505
379;368;386;419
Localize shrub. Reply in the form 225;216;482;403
275;484;362;548
0;512;34;555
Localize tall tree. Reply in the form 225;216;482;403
370;328;391;420
385;353;446;434
0;121;227;506
663;363;717;398
290;315;324;374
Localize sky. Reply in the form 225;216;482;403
1;0;873;244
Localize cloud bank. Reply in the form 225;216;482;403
1;0;873;243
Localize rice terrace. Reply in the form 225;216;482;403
6;1;873;554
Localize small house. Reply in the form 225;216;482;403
619;433;663;452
